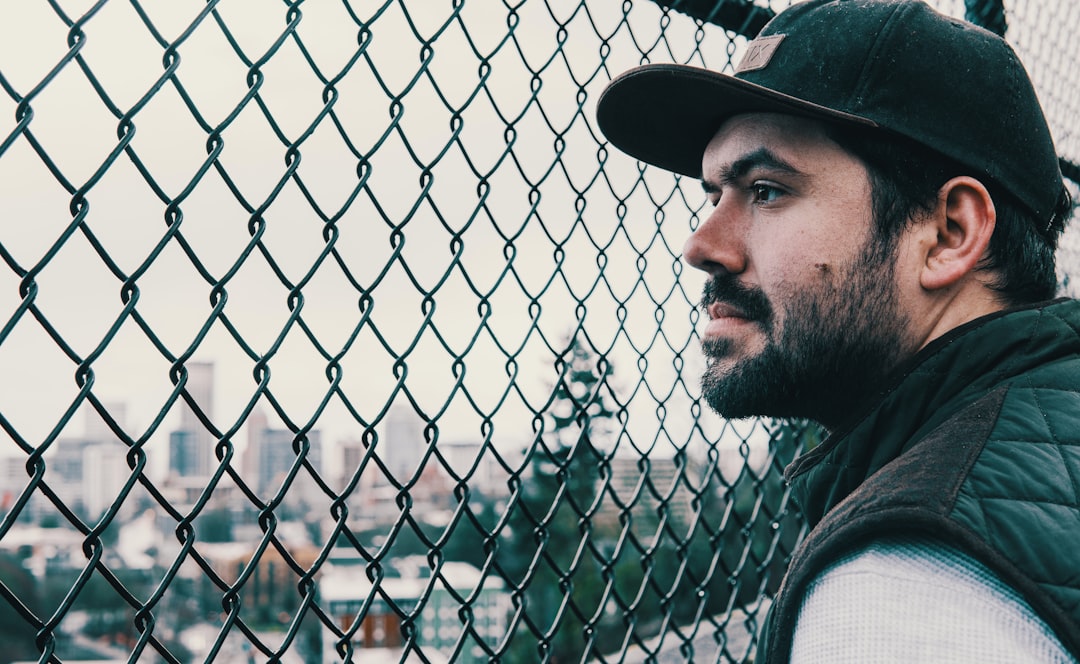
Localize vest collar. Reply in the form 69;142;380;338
785;298;1079;527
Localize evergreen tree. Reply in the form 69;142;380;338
499;335;618;662
0;550;41;662
689;419;819;619
636;418;819;652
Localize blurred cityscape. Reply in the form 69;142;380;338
1;359;769;663
0;361;517;662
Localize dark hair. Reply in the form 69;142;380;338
823;124;1073;305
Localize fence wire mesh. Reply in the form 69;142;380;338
0;0;1077;662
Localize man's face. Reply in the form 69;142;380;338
686;113;920;428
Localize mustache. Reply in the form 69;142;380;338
700;275;773;328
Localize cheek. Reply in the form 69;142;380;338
754;241;845;287
886;233;930;305
745;191;875;288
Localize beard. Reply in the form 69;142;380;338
699;240;915;429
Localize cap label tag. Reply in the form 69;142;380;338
736;34;786;74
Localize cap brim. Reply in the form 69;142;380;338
596;63;878;178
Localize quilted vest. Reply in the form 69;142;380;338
756;298;1080;663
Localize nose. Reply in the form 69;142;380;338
682;201;747;276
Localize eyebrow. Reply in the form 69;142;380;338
701;147;804;194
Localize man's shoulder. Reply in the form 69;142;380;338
790;536;1078;664
810;536;1034;597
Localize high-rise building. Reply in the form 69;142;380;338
254;428;323;497
37;403;133;521
83;442;129;518
243;413;323;506
336;437;368;492
438;439;506;498
384;406;424;482
243;408;268;480
0;455;27;516
179;362;214;430
170;361;215;478
49;436;95;517
168;430;200;477
52;437;88;488
334;437;393;529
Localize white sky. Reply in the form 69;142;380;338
0;0;1077;487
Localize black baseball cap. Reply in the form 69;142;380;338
596;0;1064;225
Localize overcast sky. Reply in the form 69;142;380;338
1;0;1077;485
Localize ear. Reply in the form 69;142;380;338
919;176;996;292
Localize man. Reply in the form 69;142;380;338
596;0;1078;662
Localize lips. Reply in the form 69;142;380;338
699;276;773;333
702;302;757;340
707;301;750;321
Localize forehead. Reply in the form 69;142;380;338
702;113;862;177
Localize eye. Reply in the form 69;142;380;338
750;182;784;204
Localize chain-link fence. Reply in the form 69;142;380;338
1;0;1077;662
